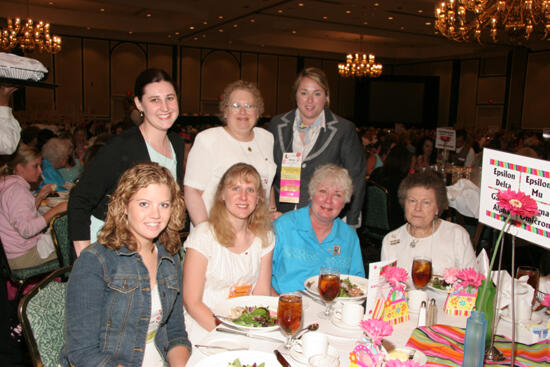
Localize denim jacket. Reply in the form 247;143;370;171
61;242;191;367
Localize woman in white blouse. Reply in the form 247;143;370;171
381;170;476;281
183;163;274;334
183;81;276;226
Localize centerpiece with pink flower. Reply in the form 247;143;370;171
349;319;393;367
370;266;410;325
442;267;486;316
468;188;539;360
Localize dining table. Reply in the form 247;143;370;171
185;286;548;366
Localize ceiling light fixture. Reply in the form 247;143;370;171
338;53;383;78
435;0;550;44
0;17;62;54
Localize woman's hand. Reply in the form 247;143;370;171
43;201;68;224
35;184;55;208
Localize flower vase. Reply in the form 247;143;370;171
475;279;497;349
462;310;488;367
350;336;384;367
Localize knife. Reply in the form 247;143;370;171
274;349;291;367
298;290;325;305
217;327;285;343
194;344;248;351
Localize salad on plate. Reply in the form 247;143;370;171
228;359;265;367
230;306;277;328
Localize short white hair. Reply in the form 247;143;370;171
308;164;353;203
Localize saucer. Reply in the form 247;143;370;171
290;344;337;365
330;313;362;331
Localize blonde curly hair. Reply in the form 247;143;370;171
98;162;186;255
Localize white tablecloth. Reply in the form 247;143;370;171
186;287;546;366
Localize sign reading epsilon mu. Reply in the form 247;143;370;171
479;148;550;249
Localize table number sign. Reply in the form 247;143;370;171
435;127;456;151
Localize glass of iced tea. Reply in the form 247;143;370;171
318;267;341;318
278;293;303;349
411;256;432;289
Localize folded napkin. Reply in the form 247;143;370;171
446;179;480;218
407;325;550;367
490;270;535;311
475;249;489;277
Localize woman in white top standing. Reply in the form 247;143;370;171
183;163;274;335
184;81;276;226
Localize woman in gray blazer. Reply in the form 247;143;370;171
268;67;366;226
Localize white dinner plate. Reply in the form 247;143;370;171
193;350;279;367
386;347;427;366
304;275;368;302
196;335;249;356
212;296;279;333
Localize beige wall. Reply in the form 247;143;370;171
19;36;355;125
16;33;550;130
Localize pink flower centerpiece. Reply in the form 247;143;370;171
361;319;393;345
456;268;485;293
349;320;393;367
382;266;409;289
478;189;539;303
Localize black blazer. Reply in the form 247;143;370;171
68;125;185;241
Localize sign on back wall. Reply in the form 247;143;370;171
479;148;550;250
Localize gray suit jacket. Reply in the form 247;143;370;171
268;108;366;225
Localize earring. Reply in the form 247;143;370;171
139;110;144;118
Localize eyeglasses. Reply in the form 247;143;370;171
229;102;256;111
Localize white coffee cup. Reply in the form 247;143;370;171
334;302;364;326
298;331;328;360
408;289;428;314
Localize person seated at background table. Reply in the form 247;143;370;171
62;162;190;367
450;129;476;168
413;137;437;171
39;137;71;192
370;144;412;230
56;134;83;184
381;170;476;280
271;164;365;295
0;144;67;269
183;163;274;333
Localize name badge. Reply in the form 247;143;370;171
279;152;302;204
332;245;341;256
228;284;252;299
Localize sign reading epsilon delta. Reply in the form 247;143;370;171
479;148;550;249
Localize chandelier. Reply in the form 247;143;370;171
435;0;550;44
338;53;383;78
1;17;62;54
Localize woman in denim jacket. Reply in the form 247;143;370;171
62;163;191;367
